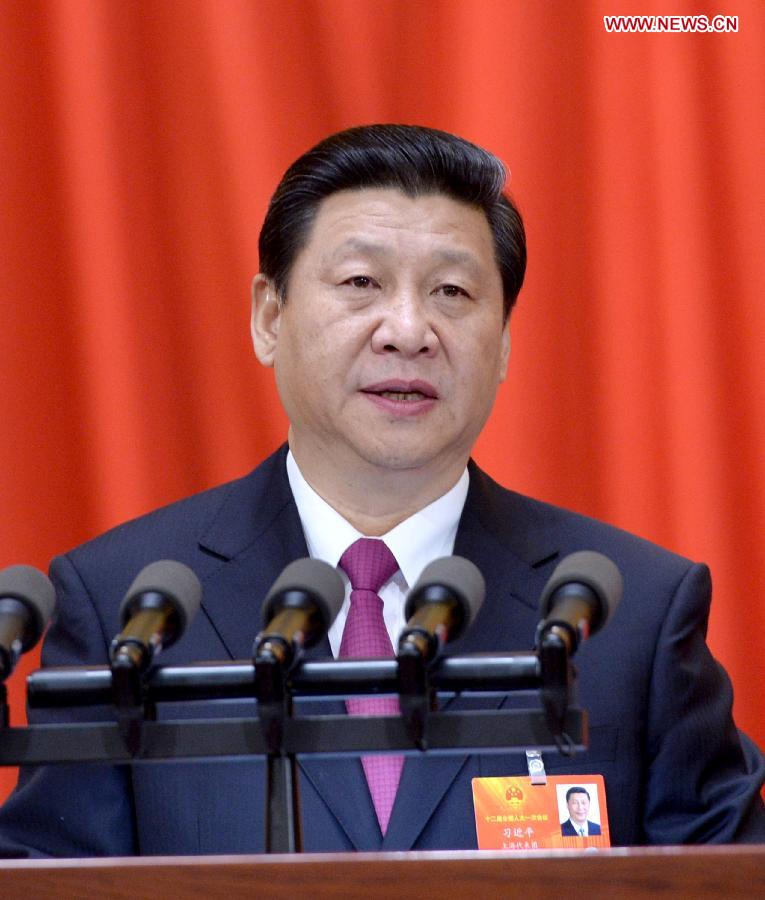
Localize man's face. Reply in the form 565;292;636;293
252;188;509;481
567;791;590;824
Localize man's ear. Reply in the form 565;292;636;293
498;324;511;382
251;274;282;367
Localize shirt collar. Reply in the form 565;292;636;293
286;450;469;589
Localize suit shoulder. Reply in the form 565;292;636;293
62;445;290;564
56;446;292;588
63;475;243;564
469;463;698;581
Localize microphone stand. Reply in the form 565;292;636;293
537;627;575;755
110;643;162;757
253;634;303;853
396;639;436;751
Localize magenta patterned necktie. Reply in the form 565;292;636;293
338;538;404;835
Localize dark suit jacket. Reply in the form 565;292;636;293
561;819;602;836
1;446;763;856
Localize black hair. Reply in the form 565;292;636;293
566;786;590;802
258;124;526;320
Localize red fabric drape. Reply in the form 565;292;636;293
1;0;763;804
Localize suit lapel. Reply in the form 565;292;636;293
383;462;560;849
195;446;309;660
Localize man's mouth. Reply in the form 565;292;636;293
376;390;428;401
361;380;438;402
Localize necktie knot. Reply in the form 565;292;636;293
338;538;399;661
339;538;398;593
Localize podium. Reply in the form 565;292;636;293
1;847;764;898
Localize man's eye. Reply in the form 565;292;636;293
435;284;470;298
343;276;377;289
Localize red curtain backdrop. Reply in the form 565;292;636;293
1;0;763;804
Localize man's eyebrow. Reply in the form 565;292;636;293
326;238;387;261
430;247;483;273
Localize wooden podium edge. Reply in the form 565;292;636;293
1;846;764;898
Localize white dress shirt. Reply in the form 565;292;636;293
286;450;469;657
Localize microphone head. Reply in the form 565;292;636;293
262;558;345;633
405;555;486;634
0;564;56;650
120;560;202;637
539;551;623;634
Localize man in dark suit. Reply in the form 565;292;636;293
561;787;602;837
1;125;763;856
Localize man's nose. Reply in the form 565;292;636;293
370;291;438;358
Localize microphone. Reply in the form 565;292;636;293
398;556;485;663
0;565;56;681
110;560;202;672
536;551;623;654
254;558;345;667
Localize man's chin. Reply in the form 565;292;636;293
354;441;452;473
360;450;433;472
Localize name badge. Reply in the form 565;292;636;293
472;774;610;850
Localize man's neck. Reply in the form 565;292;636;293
288;438;468;536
